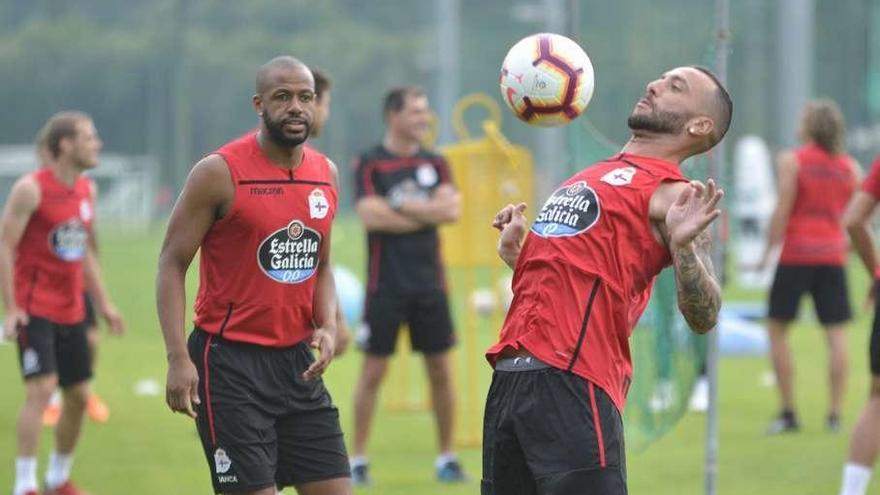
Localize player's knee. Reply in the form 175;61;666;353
25;375;58;404
869;378;880;397
62;384;90;409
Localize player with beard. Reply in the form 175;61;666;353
481;66;732;495
157;56;351;495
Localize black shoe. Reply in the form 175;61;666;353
436;459;469;483
351;462;372;486
766;412;800;435
827;414;841;433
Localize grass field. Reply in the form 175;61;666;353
0;216;876;494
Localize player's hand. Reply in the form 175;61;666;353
304;327;336;380
3;308;28;341
665;179;724;250
493;202;527;231
166;355;200;418
100;302;126;336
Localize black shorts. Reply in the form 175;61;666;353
188;329;349;494
870;282;880;375
482;359;627;495
16;315;92;387
83;292;96;329
359;290;455;356
768;264;852;325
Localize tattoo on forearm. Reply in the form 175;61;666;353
673;233;721;332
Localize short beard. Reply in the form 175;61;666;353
627;109;689;135
263;112;310;148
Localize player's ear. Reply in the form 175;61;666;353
252;94;264;115
687;116;714;138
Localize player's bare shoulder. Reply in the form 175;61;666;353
184;153;235;217
6;173;41;214
648;180;690;222
324;157;339;189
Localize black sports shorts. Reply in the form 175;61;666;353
768;264;851;325
16;315;92;387
869;281;880;375
188;329;349;494
482;357;627;495
359;289;455;356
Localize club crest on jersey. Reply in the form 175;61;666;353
601;166;637;186
309;189;329;219
48;219;88;261
79;199;93;222
531;181;601;238
416;163;438;187
257;220;321;284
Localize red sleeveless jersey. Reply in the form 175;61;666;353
486;154;686;412
193;134;337;347
15;168;94;324
779;144;855;266
860;156;880;278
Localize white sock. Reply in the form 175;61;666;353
13;457;37;495
840;463;872;495
436;452;457;468
45;451;74;489
350;455;368;468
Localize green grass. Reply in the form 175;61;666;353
0;217;875;494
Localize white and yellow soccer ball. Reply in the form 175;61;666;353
499;33;595;127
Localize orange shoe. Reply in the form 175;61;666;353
42;402;60;427
86;393;109;423
44;481;90;495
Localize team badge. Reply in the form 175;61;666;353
79;200;93;222
600;166;637;186
416;163;438;187
309;189;329;219
214;448;232;474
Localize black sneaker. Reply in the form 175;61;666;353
827;414;841;433
436;459;469;483
351;462;372;486
766;412;800;435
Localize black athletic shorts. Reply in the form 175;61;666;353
482;358;627;495
768;264;852;325
359;289;455;356
188;329;349;494
16;315;92;387
83;292;96;329
870;282;880;375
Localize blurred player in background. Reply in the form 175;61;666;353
2;111;125;495
837;155;880;495
309;68;351;356
34;128;113;426
757;99;860;434
350;86;465;484
157;56;350;495
484;66;731;494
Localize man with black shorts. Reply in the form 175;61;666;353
837;155;880;495
483;66;731;494
2;111;125;495
350;86;465;484
157;56;350;495
757;99;860;434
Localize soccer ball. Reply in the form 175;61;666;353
499;33;595;127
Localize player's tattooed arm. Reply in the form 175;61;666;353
661;179;724;334
671;230;720;333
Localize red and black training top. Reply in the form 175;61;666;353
15;167;94;325
860;155;880;279
779;144;856;266
353;145;453;294
194;133;337;348
486;153;687;412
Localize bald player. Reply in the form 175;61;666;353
482;66;731;494
157;56;350;495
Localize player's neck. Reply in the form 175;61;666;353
256;131;304;170
383;134;419;157
620;134;693;165
49;160;82;187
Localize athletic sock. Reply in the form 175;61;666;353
13;457;37;495
436;452;457;469
840;463;872;495
44;451;74;489
350;455;368;468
